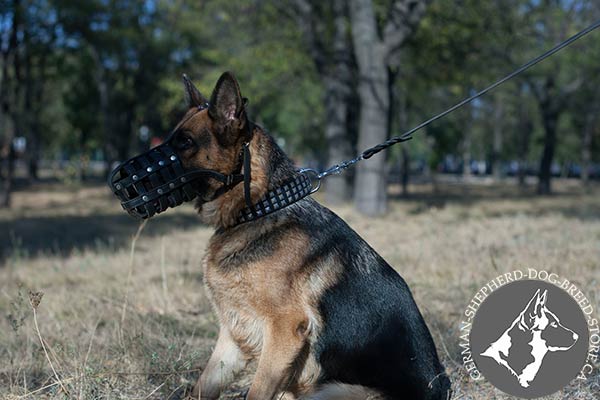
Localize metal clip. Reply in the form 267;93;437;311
299;168;322;194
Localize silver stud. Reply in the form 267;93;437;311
142;195;149;201
181;177;187;183
158;160;165;166
169;183;175;189
115;184;122;190
157;189;163;194
170;155;176;161
132;175;138;181
147;167;153;172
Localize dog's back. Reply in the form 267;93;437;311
290;201;450;399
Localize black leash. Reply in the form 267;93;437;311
300;19;600;189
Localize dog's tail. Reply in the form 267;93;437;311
300;383;385;400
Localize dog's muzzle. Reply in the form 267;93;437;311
108;141;243;219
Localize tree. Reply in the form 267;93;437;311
518;0;592;194
348;0;427;215
0;0;23;207
292;0;356;204
53;0;194;168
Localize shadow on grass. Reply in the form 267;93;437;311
3;180;598;262
0;211;204;263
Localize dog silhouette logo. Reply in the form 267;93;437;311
480;289;579;388
469;280;589;398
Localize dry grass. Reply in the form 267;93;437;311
0;179;598;399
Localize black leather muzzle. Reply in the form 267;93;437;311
108;140;243;219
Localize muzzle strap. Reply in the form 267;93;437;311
242;142;256;216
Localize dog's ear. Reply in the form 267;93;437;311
522;289;547;325
209;71;246;125
182;74;208;108
520;289;542;329
534;290;548;316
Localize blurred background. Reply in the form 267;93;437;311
0;1;599;399
1;0;599;210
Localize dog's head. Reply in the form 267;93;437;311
174;72;252;203
519;289;578;351
109;72;254;219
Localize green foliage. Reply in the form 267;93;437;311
398;0;600;170
2;0;598;177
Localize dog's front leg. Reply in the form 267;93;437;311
193;326;246;400
246;316;308;400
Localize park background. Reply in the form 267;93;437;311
0;0;599;399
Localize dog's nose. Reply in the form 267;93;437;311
573;332;579;340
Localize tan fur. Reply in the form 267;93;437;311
196;143;347;398
192;325;246;399
199;128;270;228
174;108;263;228
301;384;385;400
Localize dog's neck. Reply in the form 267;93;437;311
197;126;297;229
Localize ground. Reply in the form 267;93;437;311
0;178;598;399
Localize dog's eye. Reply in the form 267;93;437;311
175;135;195;150
551;322;558;328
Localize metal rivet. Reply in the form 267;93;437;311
115;184;122;190
132;175;138;181
169;183;175;189
157;189;163;194
147;167;153;172
158;160;165;166
181;177;187;183
142;195;149;201
170;155;176;161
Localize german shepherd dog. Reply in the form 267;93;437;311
170;72;450;399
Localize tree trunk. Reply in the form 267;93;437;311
0;69;9;201
349;0;390;216
352;61;389;215
1;142;15;207
401;147;409;197
531;76;575;195
1;0;22;207
323;0;353;204
26;29;51;182
518;118;533;187
462;116;472;177
23;28;38;182
537;108;558;194
348;0;425;214
581;111;594;187
90;46;112;175
491;95;503;179
28;137;39;180
324;78;353;203
396;82;409;197
517;85;532;187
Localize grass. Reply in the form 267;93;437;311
0;178;598;399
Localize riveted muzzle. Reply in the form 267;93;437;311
108;140;244;219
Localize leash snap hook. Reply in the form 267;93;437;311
299;168;322;194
